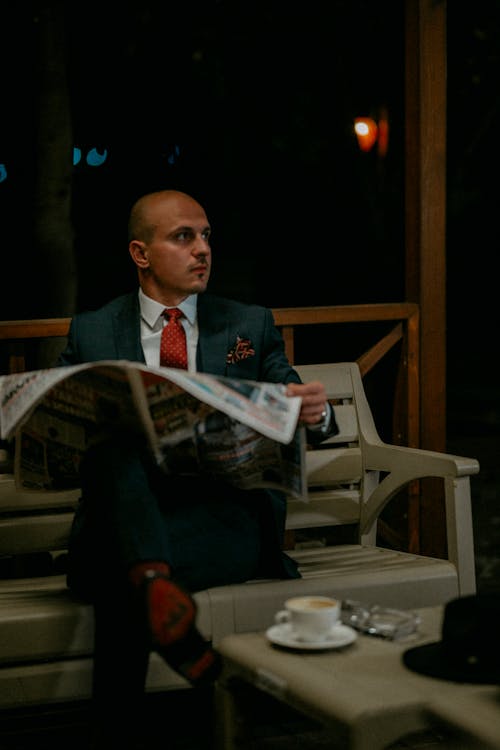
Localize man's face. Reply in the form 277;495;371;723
132;194;212;303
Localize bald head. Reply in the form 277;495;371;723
127;189;212;306
128;190;205;244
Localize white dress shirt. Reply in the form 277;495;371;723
138;289;199;372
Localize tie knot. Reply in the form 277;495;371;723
164;307;183;322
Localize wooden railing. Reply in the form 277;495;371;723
272;303;419;449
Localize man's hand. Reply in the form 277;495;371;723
286;381;328;427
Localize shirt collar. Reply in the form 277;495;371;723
138;288;197;329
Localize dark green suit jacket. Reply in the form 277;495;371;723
58;291;337;585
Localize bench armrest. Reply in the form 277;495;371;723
361;441;479;596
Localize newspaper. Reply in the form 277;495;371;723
0;360;306;500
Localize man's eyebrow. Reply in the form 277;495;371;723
169;224;211;235
170;224;194;233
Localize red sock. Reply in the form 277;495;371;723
128;561;221;686
128;561;171;587
181;640;221;683
160;627;222;686
128;562;196;647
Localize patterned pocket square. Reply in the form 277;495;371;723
226;336;255;364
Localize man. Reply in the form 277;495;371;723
58;189;337;746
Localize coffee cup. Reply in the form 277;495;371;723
274;595;340;642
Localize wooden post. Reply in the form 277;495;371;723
405;0;447;557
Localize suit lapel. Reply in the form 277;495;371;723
196;295;230;375
112;294;145;362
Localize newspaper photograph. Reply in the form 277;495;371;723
0;360;306;500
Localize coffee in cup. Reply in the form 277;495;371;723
274;595;340;642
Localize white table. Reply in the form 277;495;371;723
214;607;500;750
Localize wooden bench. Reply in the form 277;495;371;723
0;320;479;710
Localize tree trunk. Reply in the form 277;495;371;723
33;3;76;320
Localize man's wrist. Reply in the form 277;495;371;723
308;403;331;433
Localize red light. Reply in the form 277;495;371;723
354;117;378;152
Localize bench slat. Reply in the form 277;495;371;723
286;489;361;527
0;475;80;513
306;446;361;485
0;514;74;555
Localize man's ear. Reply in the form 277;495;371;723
129;240;149;269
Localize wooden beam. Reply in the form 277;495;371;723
405;0;447;557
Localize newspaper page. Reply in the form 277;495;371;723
0;361;306;499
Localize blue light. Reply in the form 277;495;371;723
168;144;181;165
86;148;108;167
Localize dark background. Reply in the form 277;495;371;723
1;1;499;433
69;0;406;311
1;0;406;312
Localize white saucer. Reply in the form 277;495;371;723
266;622;357;650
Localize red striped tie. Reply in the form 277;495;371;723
160;308;188;369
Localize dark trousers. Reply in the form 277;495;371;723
66;435;298;741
